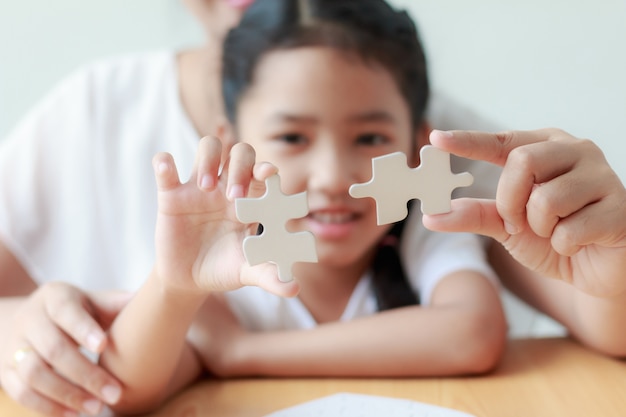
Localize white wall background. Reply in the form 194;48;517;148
0;0;204;137
1;0;625;337
2;1;625;179
397;0;626;183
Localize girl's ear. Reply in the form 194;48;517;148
410;121;432;167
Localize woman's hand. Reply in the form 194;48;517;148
424;128;626;297
152;136;298;297
0;283;129;417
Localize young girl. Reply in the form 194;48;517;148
99;0;506;413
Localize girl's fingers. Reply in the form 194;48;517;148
252;161;279;182
240;263;300;298
152;152;181;191
225;142;257;200
194;136;223;190
248;161;280;197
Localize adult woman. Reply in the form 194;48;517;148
0;1;256;416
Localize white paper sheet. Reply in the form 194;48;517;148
264;392;477;417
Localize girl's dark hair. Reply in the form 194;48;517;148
223;0;429;130
223;0;426;310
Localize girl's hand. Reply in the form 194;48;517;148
152;136;299;297
424;129;626;297
0;283;129;417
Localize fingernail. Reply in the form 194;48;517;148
86;332;104;352
200;174;214;190
228;184;244;200
505;222;520;235
433;129;454;138
157;162;169;174
102;385;122;404
83;399;102;415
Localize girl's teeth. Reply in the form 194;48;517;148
313;212;353;224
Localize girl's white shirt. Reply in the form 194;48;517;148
0;51;499;330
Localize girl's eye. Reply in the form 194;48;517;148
277;133;307;145
356;134;389;146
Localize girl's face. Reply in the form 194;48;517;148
183;0;255;40
236;47;425;268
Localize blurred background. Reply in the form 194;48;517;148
1;0;625;337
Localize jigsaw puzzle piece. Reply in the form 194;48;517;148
417;146;473;215
235;174;318;282
349;146;473;225
242;230;317;282
349;152;414;225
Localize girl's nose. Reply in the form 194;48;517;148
307;146;358;196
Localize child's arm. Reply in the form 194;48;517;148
190;271;506;377
424;128;626;357
98;271;206;414
99;137;297;414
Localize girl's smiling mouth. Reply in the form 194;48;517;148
309;211;357;224
304;208;364;240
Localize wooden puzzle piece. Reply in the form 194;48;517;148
235;174;318;282
349;146;473;225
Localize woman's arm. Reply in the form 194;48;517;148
192;271;506;377
490;243;626;357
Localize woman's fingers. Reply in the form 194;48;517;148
500;137;618;238
27;312;122;406
8;347;102;416
429;129;568;234
1;283;124;417
40;284;107;353
522;164;607;240
430;129;622;243
85;290;133;332
428;128;562;166
2;366;82;417
551;194;626;256
496;138;580;235
422;198;508;242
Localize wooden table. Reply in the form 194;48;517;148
2;337;626;416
